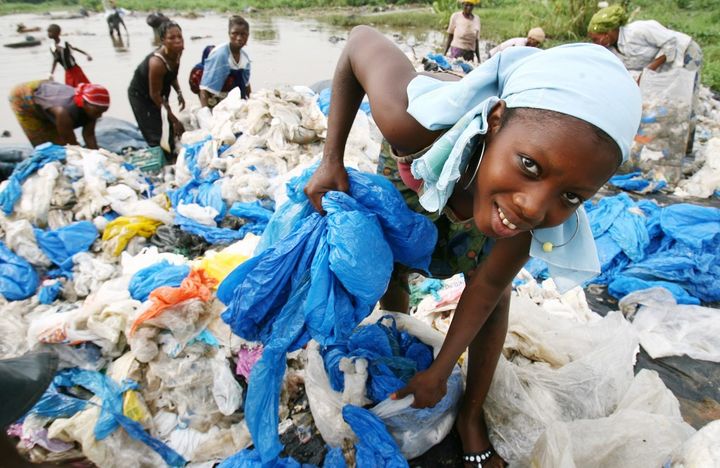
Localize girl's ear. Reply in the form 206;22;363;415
486;100;506;137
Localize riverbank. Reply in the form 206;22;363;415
2;0;718;90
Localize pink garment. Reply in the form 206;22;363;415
235;345;264;380
397;161;423;193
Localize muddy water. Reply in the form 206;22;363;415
0;11;444;145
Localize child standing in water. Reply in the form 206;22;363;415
305;26;641;467
47;24;92;87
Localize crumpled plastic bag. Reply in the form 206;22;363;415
341;405;408;468
128;260;191;302
0;143;65;216
29;367;186;466
305;312;463;460
219;166;436;463
619;287;720;362
530;370;695;467
0;241;39;300
2;218;52;267
666;419;720;467
34;221;98;274
484;294;640;465
102;216;163;257
130;268;216;335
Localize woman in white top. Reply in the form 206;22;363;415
443;0;481;62
587;5;702;73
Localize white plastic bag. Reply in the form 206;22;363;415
484;294;640;465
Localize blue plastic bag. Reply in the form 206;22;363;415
128;260;190;302
28;368;185;466
218;448;311;468
34;221;98;274
39;280;62;304
342;405;408;468
322;316;434;403
0;241;39;300
0;143;66;215
220;167;436;463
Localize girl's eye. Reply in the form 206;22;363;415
563;192;582;205
520;156;539;176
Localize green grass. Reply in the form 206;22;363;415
3;0;718;89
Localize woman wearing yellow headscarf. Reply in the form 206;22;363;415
588;5;702;73
444;0;481;62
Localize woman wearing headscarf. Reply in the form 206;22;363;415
488;27;545;57
128;21;185;154
8;80;109;148
587;5;703;73
444;0;481;62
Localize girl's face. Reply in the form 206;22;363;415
162;26;184;55
229;24;249;50
472;104;618;239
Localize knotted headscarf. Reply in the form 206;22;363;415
73;83;110;108
588;5;628;34
405;43;641;290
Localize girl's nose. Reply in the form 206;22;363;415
512;190;549;227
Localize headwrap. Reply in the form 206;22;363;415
405;43;641;291
527;27;545;43
588;5;628;34
459;0;479;5
73;83;110;108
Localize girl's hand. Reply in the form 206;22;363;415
391;368;448;408
303;158;350;214
178;93;186;111
87;55;93;61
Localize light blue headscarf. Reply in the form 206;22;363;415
406;43;642;291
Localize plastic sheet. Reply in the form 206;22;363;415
619;287;720;362
102;216;163;257
582;195;720;303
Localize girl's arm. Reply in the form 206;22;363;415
304;25;441;212
392;232;531;407
69;44;92;61
444;33;454;55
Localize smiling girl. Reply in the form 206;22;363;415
304;26;641;467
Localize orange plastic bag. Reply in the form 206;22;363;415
129;268;217;335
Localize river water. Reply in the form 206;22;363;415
0;10;444;145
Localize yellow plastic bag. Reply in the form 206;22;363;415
102;216;162;256
123;390;151;426
195;251;248;287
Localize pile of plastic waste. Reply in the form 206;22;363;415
0;81;718;468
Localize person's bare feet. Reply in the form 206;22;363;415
456;410;506;468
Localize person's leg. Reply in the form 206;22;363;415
128;92;162;147
456;286;509;467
